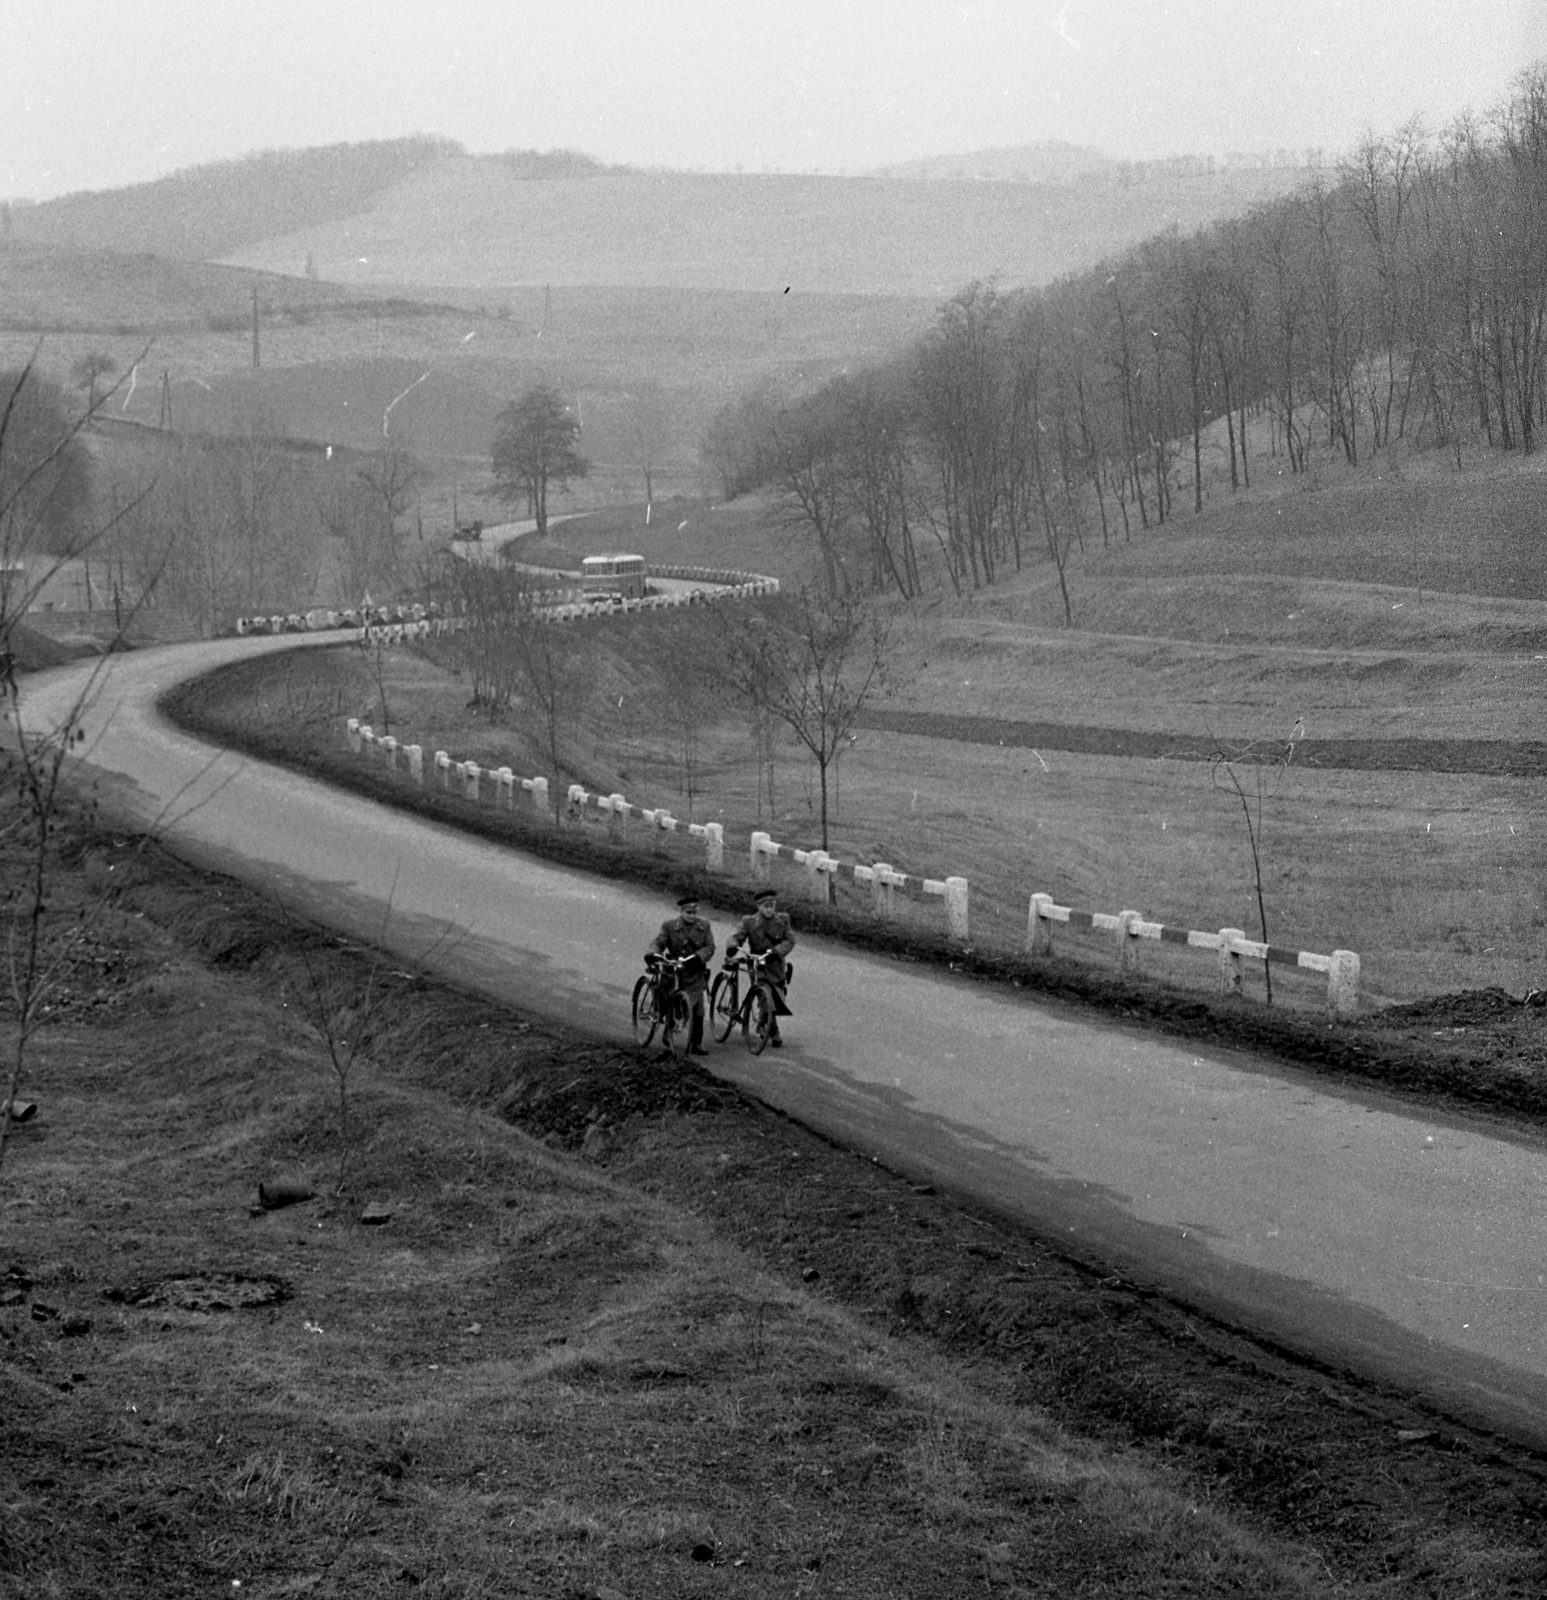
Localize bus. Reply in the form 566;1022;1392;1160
581;553;648;602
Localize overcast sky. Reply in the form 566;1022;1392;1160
5;0;1543;200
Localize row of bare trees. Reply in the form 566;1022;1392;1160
704;66;1547;606
424;544;891;854
99;427;424;634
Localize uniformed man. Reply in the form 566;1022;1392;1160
724;886;796;1047
647;888;716;1054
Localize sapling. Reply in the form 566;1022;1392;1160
288;878;461;1195
1206;720;1300;1004
0;352;154;1177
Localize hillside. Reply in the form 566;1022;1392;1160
2;136;461;260
9;141;1316;298
0;241;441;335
220;157;1319;298
0;268;934;500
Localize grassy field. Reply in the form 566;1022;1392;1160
5;148;1312;300
215;158;1315;298
5;817;1547;1598
214;459;1546;1013
0;244;935;508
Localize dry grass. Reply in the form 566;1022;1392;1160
235;559;1546;1007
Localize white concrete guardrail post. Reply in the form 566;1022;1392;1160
1329;949;1361;1019
346;718;361;754
872;863;895;920
1218;928;1245;995
1118;909;1142;972
530;776;548;817
750;831;773;883
704;822;724;872
495;767;514;809
463;762;481;803
406;745;423;785
379;736;397;772
359;725;374;758
435;751;451;792
944;876;969;942
1028;892;1054;955
801;849;828;903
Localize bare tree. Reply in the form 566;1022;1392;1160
913;283;1011;589
0;367;94;557
70;351;117;417
832;367;923;598
766;388;851;596
353;439;425;598
715;586;891;852
0;355;154;1176
655;623;728;817
624;380;673;522
433;554;544;717
492;384;589;537
1207;725;1299;1005
508;610;594;814
699;384;780;500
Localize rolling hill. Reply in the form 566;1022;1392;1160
0;136;1326;505
8;142;1317;299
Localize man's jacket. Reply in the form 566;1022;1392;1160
728;910;794;987
648;914;715;996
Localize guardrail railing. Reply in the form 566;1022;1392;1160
343;716;1360;1017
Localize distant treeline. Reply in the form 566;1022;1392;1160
701;68;1547;608
499;149;634;180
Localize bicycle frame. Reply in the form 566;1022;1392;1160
633;953;699;1058
710;951;783;1055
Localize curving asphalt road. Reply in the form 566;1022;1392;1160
20;636;1547;1449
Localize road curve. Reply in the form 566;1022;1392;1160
21;637;1547;1449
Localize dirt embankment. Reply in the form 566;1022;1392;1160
859;708;1547;778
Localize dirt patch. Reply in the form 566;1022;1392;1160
104;1271;291;1313
858;707;1547;778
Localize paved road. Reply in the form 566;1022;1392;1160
21;637;1547;1448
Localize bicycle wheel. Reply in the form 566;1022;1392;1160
666;992;693;1060
631;974;660;1047
744;984;774;1056
709;971;739;1042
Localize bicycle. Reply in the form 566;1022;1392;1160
708;951;789;1056
632;953;699;1060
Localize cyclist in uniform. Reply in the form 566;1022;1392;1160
724;887;795;1047
647;889;715;1055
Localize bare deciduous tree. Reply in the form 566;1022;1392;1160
71;350;117;416
1;354;155;1177
715;586;891;852
624;380;673;522
352;440;425;598
1207;724;1299;1005
492;384;589;537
